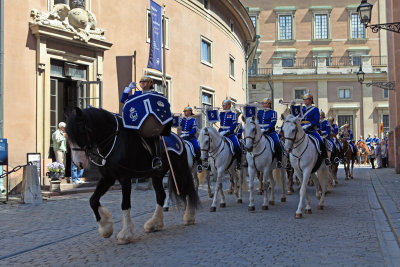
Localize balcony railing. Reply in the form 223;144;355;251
249;67;273;76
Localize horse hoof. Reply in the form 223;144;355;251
210;207;216;212
317;205;324;210
295;213;302;219
237;199;243;204
281;197;286;203
305;209;312;214
269;201;275;205
257;191;263;195
220;203;226;208
262;205;269;210
248;206;255;212
163;207;169;212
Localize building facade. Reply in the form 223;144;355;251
386;0;400;171
243;0;389;140
0;0;255;184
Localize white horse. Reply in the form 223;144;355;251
242;117;286;211
282;115;330;218
199;127;242;211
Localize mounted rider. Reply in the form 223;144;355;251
358;135;365;143
365;133;373;148
120;76;172;170
180;105;202;172
340;124;358;156
219;99;242;170
300;93;331;166
373;134;380;146
320;113;340;164
327;117;343;158
257;97;282;168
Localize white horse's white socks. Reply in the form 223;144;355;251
98;206;114;238
117;209;135;244
144;205;164;232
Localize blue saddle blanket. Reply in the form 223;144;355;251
122;93;172;130
161;132;184;155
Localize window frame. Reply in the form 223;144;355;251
247;7;260;35
349;12;367;40
293;88;308;101
337;115;354;133
200;36;213;67
337;88;352;101
200;86;215;128
313;13;329;40
229;55;235;80
274;7;296;42
50;0;91;11
382;114;389;134
383;88;389;99
278;14;293;41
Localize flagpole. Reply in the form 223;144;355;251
162;4;167;94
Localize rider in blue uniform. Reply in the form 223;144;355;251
365;134;372;148
320;113;340;164
120;76;172;170
219;99;242;170
257;97;282;168
300;93;331;166
340;124;358;156
180;106;202;172
373;135;380;146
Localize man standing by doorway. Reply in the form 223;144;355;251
52;122;67;170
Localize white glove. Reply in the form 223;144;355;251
180;133;188;138
123;87;131;94
302;125;309;131
128;81;136;89
220;130;228;136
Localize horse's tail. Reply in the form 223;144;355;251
167;148;200;209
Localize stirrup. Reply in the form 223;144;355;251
334;157;341;164
197;165;202;173
324;158;331;166
152;157;163;170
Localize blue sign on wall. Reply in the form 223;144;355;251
0;139;8;165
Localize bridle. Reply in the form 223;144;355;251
200;131;225;161
283;121;306;152
244;121;262;150
71;115;120;167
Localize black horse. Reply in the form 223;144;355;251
66;107;199;244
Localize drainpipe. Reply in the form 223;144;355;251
0;0;4;138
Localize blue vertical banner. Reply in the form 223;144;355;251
147;0;163;72
0;138;8;165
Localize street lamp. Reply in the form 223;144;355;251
357;0;400;33
357;65;396;91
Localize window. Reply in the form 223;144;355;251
52;0;89;10
352;56;362;66
250;16;257;30
282;58;294;67
203;0;209;9
294;89;307;100
338;115;354;133
382;114;389;134
383;89;388;99
250;59;258;75
315;14;328;39
229;56;235;78
201;90;214;127
325;57;331;66
146;10;169;48
339;89;351;100
201;37;212;66
252;84;257;90
351;13;365;39
279;15;292;40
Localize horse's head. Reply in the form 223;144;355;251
243;116;260;152
198;127;211;163
66;107;91;169
281;115;303;153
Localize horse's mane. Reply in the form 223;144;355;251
66;107;118;145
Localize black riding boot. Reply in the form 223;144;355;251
275;145;283;168
152;137;163;170
320;142;331;166
236;149;242;170
195;151;202;172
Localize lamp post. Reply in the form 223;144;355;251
357;0;400;33
356;66;396;91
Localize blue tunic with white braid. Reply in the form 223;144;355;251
301;105;322;142
180;116;200;153
219;110;240;150
257;108;279;145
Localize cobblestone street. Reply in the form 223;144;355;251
1;166;400;266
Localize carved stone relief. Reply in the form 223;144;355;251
31;3;105;43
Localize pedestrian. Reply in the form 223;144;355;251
52;122;67;170
381;140;388;168
71;162;84;184
375;142;382;168
369;146;376;169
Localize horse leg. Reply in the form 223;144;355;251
267;170;275;206
89;177;116;239
257;171;263;195
351;160;354;179
230;168;242;203
219;178;226;208
317;166;328;210
311;173;321;199
163;191;170;212
296;170;311;218
116;178;135;244
248;164;256;211
287;169;294;194
227;174;234;195
144;176;165;233
210;169;221;212
277;168;287;202
206;170;213;198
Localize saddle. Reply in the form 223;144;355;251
183;139;195;158
223;136;235;155
306;134;323;173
